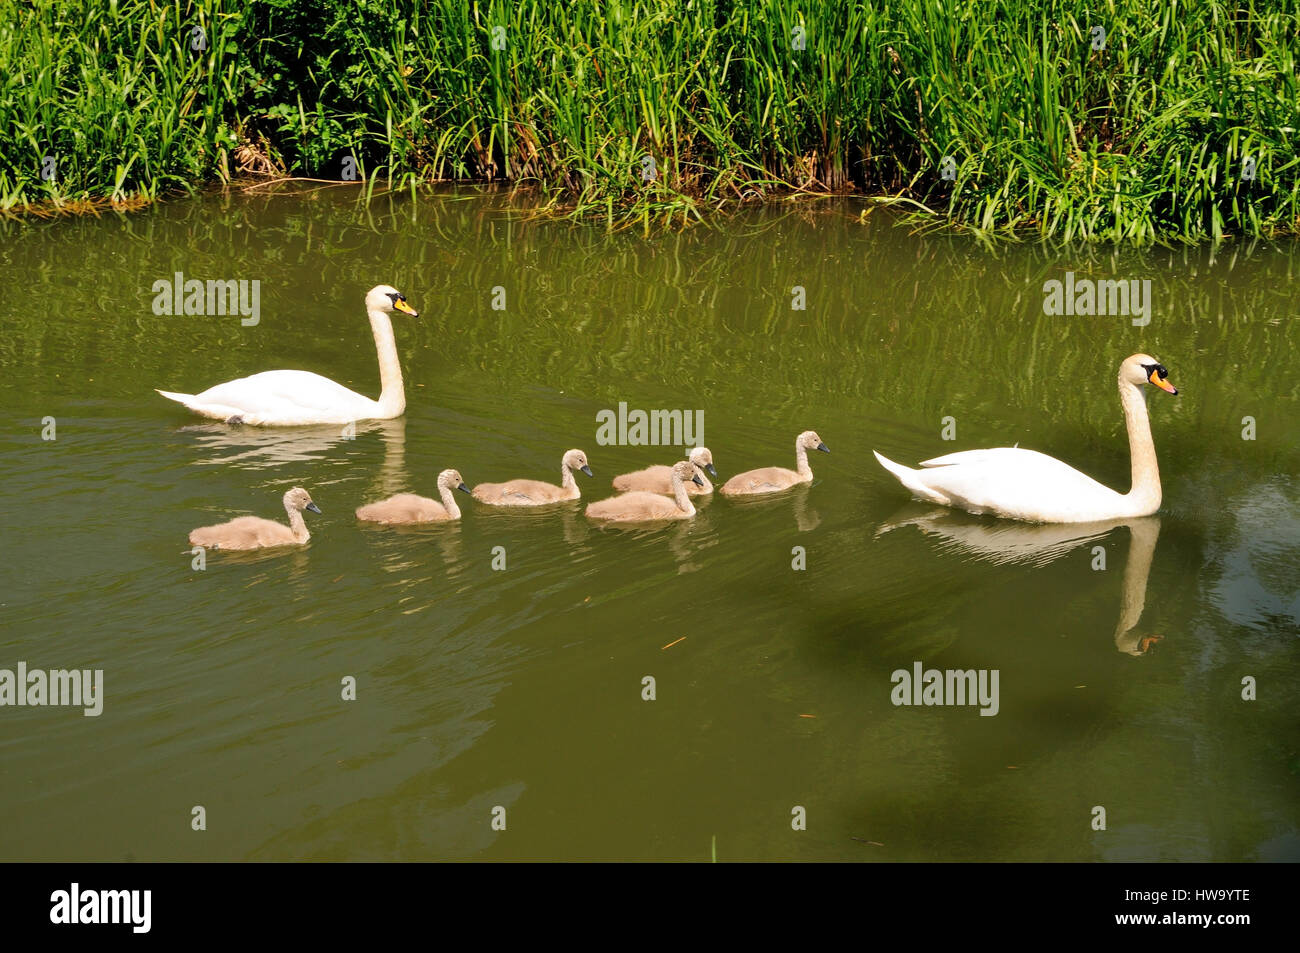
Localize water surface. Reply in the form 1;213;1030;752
1;189;1296;861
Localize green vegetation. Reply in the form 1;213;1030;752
3;0;1298;240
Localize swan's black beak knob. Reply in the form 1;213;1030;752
1148;366;1177;395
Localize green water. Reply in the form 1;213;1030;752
1;189;1296;861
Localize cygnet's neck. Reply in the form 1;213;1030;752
672;475;697;516
794;441;812;479
284;503;310;542
689;459;713;492
438;481;462;519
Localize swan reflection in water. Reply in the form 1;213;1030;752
178;416;408;471
877;508;1163;655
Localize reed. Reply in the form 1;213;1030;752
2;0;1297;240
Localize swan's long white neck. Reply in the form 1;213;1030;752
438;481;462;520
369;307;404;416
284;502;310;542
1120;377;1161;514
671;474;697;516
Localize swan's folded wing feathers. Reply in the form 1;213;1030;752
194;371;372;418
910;449;1123;521
920;447;1031;467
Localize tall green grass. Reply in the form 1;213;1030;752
2;0;1297;240
0;0;242;209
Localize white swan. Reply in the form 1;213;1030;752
156;284;418;426
873;354;1178;523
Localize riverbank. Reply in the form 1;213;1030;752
3;0;1297;240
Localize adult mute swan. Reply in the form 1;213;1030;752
188;487;321;550
718;430;829;497
157;284;418;426
873;354;1178;523
587;461;705;522
612;446;717;496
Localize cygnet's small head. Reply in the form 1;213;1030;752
284;487;322;514
365;284;419;317
1122;353;1178;394
672;460;705;487
438;468;471;494
564;449;593;477
799;430;830;454
688;446;717;477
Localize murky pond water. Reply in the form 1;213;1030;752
1;189;1296;860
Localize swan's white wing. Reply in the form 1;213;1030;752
892;447;1127;523
920;448;1040;468
190;370;376;424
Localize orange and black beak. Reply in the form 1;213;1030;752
387;291;419;317
1148;364;1178;395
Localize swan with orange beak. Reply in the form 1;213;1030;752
873;354;1179;523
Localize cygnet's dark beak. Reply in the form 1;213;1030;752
457;483;471;494
580;465;593;477
705;463;718;477
692;474;705;486
306;502;322;514
816;442;830;453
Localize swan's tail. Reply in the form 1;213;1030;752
156;388;196;407
873;450;951;505
156;389;252;423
